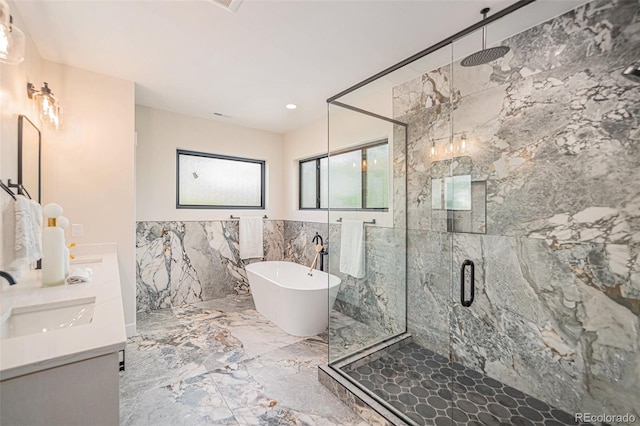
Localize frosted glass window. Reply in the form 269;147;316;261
177;150;264;208
365;144;389;209
299;140;388;210
320;157;329;209
329;150;362;209
300;160;317;208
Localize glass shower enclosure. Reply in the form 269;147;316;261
326;1;640;425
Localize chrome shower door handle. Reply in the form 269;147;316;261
460;259;475;307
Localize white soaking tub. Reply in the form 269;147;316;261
245;261;341;336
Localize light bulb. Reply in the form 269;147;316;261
0;25;8;58
0;9;25;65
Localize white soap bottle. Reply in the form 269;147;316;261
58;216;71;278
42;203;65;286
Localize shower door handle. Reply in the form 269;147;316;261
460;259;475;307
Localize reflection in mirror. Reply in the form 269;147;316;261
432;173;487;234
18;115;41;202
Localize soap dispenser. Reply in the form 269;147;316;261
42;203;65;286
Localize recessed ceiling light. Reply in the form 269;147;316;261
285;104;297;110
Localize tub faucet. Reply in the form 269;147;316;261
311;233;328;271
0;270;16;285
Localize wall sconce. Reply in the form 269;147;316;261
0;0;25;65
27;82;62;130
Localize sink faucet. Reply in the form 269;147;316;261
311;233;329;271
0;270;16;285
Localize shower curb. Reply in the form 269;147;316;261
318;364;409;426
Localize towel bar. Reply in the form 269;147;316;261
230;215;268;219
336;217;376;224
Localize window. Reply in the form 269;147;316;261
176;149;265;209
299;140;388;210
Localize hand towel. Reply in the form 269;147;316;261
339;219;365;279
239;216;264;260
1;194;20;277
66;267;93;284
15;196;43;263
2;195;42;278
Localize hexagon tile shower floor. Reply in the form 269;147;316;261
343;343;588;426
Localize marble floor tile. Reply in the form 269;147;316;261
120;295;365;426
329;311;391;360
192;294;257;313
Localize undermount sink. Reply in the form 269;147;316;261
1;297;96;340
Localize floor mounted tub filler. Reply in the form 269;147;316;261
245;261;341;336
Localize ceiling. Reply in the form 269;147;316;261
13;0;564;134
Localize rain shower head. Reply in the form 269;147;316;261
622;64;640;83
461;8;510;67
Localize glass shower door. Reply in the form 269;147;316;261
447;1;640;424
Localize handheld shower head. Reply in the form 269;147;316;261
461;8;510;67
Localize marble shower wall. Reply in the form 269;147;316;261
136;220;284;311
395;0;640;418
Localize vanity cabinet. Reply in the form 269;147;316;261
0;353;120;425
0;244;126;426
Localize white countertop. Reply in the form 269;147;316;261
0;244;127;380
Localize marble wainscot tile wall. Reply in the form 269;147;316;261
328;224;406;336
282;220;328;269
395;0;639;418
136;220;284;311
137;218;406;338
284;221;406;336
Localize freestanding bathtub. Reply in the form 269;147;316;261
245;261;341;336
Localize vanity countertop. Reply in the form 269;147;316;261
0;244;126;380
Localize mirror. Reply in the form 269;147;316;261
18;115;41;202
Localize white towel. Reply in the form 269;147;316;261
1;195;42;278
239;217;264;260
339;220;365;279
66;267;93;284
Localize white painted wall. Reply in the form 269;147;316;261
282;117;327;223
39;62;136;335
1;8;137;335
0;7;43;259
282;87;396;226
135;105;284;221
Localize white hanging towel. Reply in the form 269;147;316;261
2;195;42;278
339;219;365;279
239;216;264;260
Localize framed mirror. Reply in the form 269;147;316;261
18;115;41;202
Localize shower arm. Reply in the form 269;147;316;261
481;7;490;50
